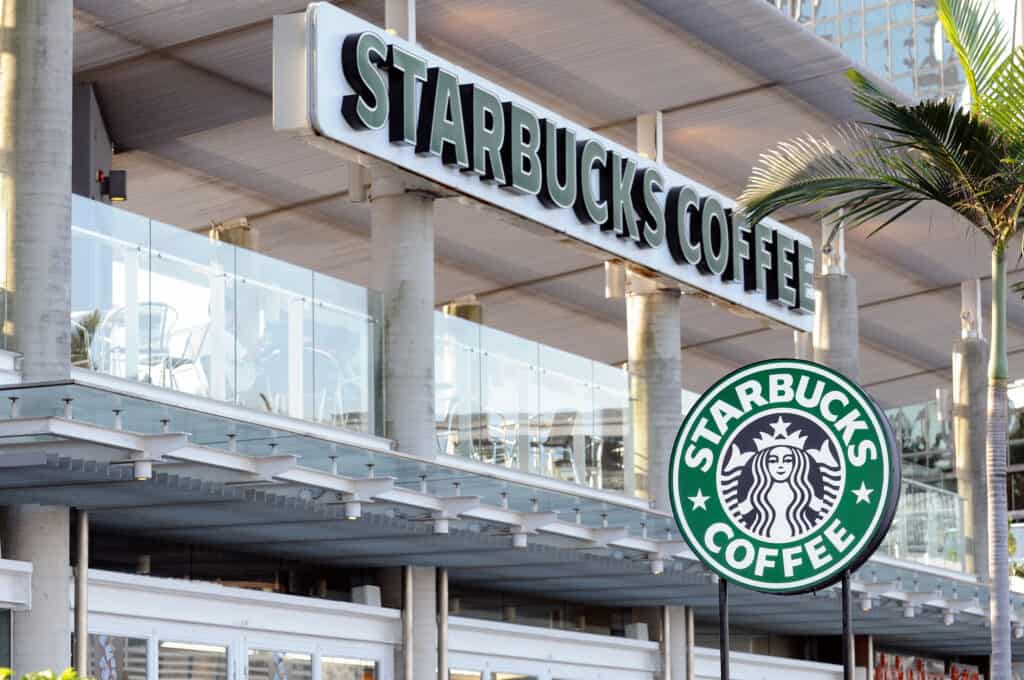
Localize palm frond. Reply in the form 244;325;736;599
740;125;993;238
980;46;1024;151
847;69;1005;191
936;0;1007;111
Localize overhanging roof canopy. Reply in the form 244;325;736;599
0;375;1018;657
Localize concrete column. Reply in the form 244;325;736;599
370;169;436;456
4;505;71;670
663;605;692;680
954;279;989;577
794;330;813;360
626;269;682;508
410;566;437;680
813;221;860;382
0;0;74;379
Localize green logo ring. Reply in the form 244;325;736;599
668;359;901;594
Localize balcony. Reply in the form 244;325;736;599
71;194;382;435
435;312;636;493
65;196;971;571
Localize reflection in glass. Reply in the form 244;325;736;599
89;634;148;680
248;650;313;680
159;641;228;680
322;656;376;680
71;195;382;436
434;312;631;493
879;480;964;571
450;672;482;680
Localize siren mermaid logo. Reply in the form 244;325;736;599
669;360;900;594
720;414;843;543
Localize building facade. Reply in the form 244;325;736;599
0;1;1022;680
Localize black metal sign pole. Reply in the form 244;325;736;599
719;578;730;680
842;570;854;680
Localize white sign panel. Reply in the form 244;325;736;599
273;3;814;331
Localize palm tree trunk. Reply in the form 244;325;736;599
988;243;1011;680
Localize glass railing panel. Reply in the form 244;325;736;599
592;361;629;492
536;344;594;486
879;480;965;571
312;273;381;435
435;312;482;458
884;398;953;486
71;196;383;438
71;194;151;379
149;218;236;403
479;324;540;473
233;247;314;420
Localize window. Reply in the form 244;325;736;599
322;656;376;680
248;650;313;680
0;610;10;667
159;641;228;680
493;674;537;680
90;634;148;680
450;672;482;680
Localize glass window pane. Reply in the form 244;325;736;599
480;325;540;471
0;610;9;667
248;650;313;680
71;195;151;380
90;634;148;680
494;675;537;680
865;31;891;76
159;641;228;680
150;218;235;403
450;672;482;680
890;2;912;24
322;656;376;680
313;273;380;434
840;12;863;36
537;345;593;483
864;7;886;30
435;312;482;458
234;248;314;419
839;0;861;12
1011;472;1024;513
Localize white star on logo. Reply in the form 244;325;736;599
688;489;710;511
852;482;873;504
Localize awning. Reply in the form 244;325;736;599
0;374;1017;657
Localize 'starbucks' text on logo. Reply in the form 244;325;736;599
669;359;900;594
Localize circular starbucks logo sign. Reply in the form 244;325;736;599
669;359;900;594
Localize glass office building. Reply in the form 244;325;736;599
769;0;966;100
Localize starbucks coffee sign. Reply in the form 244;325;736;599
669;360;899;594
272;3;815;331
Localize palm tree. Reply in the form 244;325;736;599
739;0;1022;673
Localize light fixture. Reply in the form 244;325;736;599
512;532;528;548
1014;623;1024;640
943;610;954;626
433;517;449;534
99;169;127;202
650;559;665;576
133;460;152;481
860;595;872;612
343;500;361;520
903;604;915;619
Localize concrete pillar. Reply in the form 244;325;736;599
370;168;436;456
954;279;989;577
626;269;682;508
410;566;437;680
794;330;813;360
4;505;71;670
385;0;416;42
663;605;692;680
813;221;860;382
0;0;74;379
